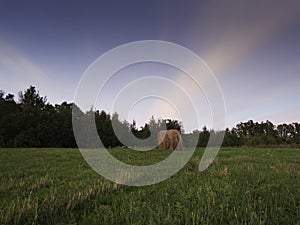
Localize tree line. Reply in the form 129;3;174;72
0;86;299;148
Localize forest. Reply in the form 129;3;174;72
0;86;300;148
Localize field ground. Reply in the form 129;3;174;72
0;147;299;225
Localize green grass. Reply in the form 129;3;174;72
0;147;299;225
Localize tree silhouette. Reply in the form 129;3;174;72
0;86;299;148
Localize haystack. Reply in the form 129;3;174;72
158;129;183;150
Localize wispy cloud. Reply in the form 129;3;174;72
0;38;52;99
178;1;300;128
0;38;48;80
191;1;300;74
151;1;300;131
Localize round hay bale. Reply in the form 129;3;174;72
157;129;183;150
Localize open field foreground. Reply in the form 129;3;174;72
0;147;299;225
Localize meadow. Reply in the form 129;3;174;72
0;147;299;225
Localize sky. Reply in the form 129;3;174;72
0;0;299;132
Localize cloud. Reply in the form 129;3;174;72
190;0;300;74
0;38;48;80
177;1;300;129
0;38;52;99
151;1;300;131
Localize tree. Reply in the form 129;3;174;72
222;128;242;147
198;126;210;147
14;86;47;147
0;92;20;147
55;102;76;147
293;123;300;144
277;123;295;144
163;119;183;132
2;86;300;148
18;86;46;111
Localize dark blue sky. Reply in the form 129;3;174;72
1;0;300;130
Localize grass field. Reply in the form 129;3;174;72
0;147;299;225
